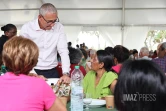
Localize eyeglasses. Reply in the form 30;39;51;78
41;15;59;24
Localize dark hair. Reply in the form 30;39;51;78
113;45;130;63
76;44;79;48
80;48;88;60
105;46;113;54
68;47;82;64
68;42;72;47
114;60;166;111
1;24;16;32
132;49;138;54
80;44;83;48
96;50;114;72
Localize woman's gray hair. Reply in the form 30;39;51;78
39;3;57;16
140;47;149;55
161;42;166;50
68;47;83;64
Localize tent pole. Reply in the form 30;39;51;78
121;0;125;45
40;0;45;4
0;8;166;11
121;26;124;45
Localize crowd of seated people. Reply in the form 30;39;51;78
1;29;166;110
129;43;166;74
1;2;166;111
57;41;166;100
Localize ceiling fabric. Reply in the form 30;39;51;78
0;0;166;50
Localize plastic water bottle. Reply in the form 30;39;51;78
71;66;84;111
0;65;7;76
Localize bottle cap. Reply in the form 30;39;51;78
1;65;5;69
75;66;79;69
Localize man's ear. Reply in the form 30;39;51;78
38;15;42;20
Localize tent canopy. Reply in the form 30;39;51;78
0;0;166;50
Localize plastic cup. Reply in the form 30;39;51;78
105;95;114;109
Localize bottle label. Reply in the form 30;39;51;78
71;86;83;111
72;86;83;95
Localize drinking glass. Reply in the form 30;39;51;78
83;93;92;110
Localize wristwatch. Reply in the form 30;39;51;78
63;72;70;76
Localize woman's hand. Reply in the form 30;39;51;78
98;97;105;100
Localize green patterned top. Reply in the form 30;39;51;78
83;70;118;99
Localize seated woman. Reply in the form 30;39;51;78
114;60;166;111
56;47;86;77
0;37;66;111
111;45;130;74
83;50;118;99
85;49;96;72
69;47;86;76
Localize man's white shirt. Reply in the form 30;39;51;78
20;19;70;73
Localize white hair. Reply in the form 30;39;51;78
140;47;149;55
161;42;166;50
90;49;96;55
39;3;57;16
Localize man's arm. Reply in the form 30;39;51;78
57;33;70;74
57;26;70;83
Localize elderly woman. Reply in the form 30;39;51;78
115;60;166;111
83;50;118;99
56;47;86;77
69;47;86;76
0;37;66;111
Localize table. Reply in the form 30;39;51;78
67;102;117;111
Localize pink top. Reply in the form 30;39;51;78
112;64;122;74
0;72;56;111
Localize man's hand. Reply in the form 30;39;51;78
59;75;71;83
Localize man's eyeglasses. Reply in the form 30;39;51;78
41;15;59;24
